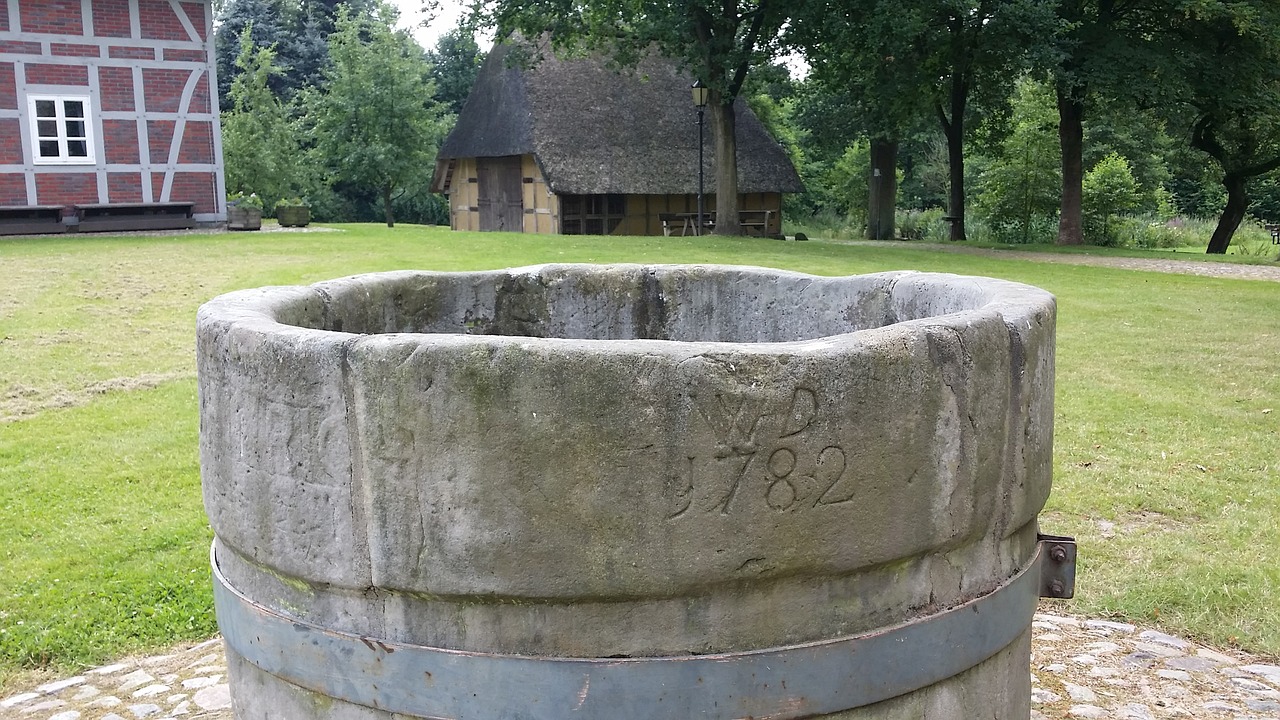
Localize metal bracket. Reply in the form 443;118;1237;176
1037;533;1077;599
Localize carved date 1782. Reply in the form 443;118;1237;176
665;388;855;519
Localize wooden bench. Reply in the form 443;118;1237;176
738;209;774;236
72;202;195;232
1267;224;1280;244
0;205;66;236
660;212;715;237
660;210;776;237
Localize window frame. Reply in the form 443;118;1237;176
27;94;96;166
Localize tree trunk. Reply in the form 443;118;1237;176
1057;88;1085;245
710;100;742;236
1207;173;1248;254
867;138;898;240
938;64;968;242
383;184;395;227
942;105;966;242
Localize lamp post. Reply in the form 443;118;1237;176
691;80;709;236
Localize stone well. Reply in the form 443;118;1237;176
197;264;1058;719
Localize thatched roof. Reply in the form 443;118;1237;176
435;42;804;195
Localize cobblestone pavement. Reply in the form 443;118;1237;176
0;638;232;720
3;608;1278;719
1031;613;1280;720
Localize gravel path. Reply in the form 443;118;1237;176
835;239;1280;282
3;248;1276;720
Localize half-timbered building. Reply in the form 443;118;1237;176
0;0;223;234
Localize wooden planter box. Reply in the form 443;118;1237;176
228;205;262;231
277;206;311;228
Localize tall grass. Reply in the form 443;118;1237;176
2;225;1278;689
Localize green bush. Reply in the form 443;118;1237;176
1084;153;1142;246
896;208;948;241
1132;220;1189;249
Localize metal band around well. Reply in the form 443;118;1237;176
212;544;1041;720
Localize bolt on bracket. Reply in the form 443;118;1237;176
1037;533;1077;599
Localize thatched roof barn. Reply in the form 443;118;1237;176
430;42;804;236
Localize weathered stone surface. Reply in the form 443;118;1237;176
18;698;67;714
1137;630;1189;649
0;692;39;709
199;266;1058;719
191;684;231;711
115;670;154;693
1063;680;1098;702
36;677;85;694
1085;620;1136;633
1164;656;1219;673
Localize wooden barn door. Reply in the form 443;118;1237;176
477;156;524;232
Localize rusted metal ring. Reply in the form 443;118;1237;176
213;543;1042;719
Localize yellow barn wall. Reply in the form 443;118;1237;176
449;158;480;232
521;155;557;234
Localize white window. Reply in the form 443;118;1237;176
28;95;95;165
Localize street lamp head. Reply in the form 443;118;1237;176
691;79;710;109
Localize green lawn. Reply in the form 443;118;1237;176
2;225;1278;688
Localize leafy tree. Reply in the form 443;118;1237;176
1083;99;1172;214
220;24;301;212
213;0;295;107
793;0;1054;241
1164;0;1280;253
427;27;484;115
483;0;793;236
1082;151;1141;243
306;4;450;226
977;77;1061;243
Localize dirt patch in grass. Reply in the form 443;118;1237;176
0;372;193;423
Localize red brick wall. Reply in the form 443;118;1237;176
103;120;140;164
147;120;173;163
0;175;27;205
0;40;42;54
52;43;101;57
99;66;134;111
20;0;84;35
26;64;90;86
0;63;15;110
188;73;210;113
171;172;215;213
0;4;8;32
0;119;22;164
107;173;144;203
36;174;99;205
178;121;213;163
108;46;153;60
141;68;187;112
180;1;206;38
163;48;205;63
138;0;187;40
92;0;133;38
